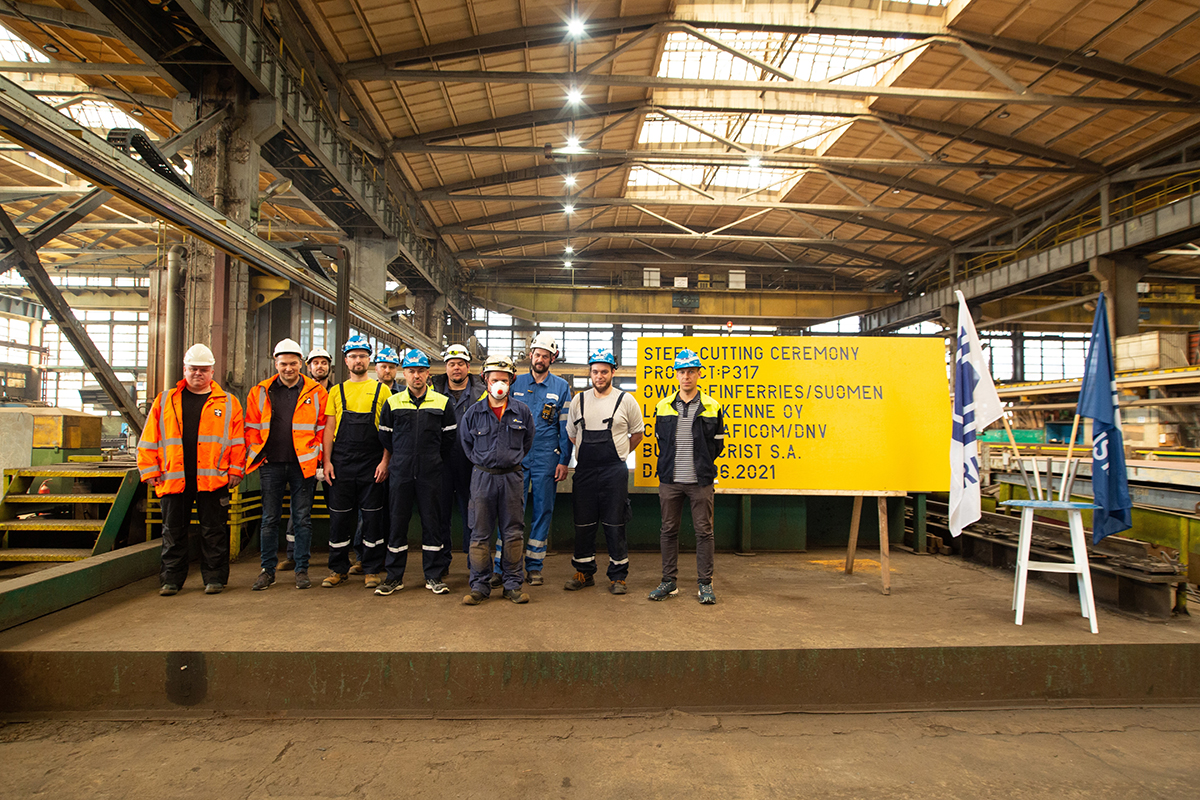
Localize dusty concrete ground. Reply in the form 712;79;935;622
1;707;1197;799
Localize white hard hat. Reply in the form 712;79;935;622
183;343;216;367
273;338;303;358
307;347;332;362
529;332;558;359
482;355;516;377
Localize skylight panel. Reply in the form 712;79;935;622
48;98;148;134
0;26;49;63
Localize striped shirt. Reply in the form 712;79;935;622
672;393;700;484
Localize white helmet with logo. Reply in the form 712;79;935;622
442;344;471;363
307;347;332;363
482;355;516;378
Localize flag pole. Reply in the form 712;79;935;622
1001;413;1038;499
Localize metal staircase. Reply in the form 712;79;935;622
0;462;141;563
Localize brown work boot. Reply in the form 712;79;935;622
564;571;595;591
462;590;486;606
349;563;365;575
364;573;383;589
321;572;348;588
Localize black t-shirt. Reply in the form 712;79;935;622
261;379;302;464
180;389;209;486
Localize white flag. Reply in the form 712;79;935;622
948;290;1005;537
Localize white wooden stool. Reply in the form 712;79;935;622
1001;499;1100;634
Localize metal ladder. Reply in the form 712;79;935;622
0;462;141;563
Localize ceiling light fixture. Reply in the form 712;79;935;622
564;245;574;254
130;108;144;117
564;136;582;153
567;18;585;38
564;174;576;187
563;260;573;269
42;44;59;54
997;110;1010;119
564;204;575;215
1082;48;1099;58
748;157;762;170
567;87;583;105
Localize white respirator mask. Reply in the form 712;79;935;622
489;380;510;400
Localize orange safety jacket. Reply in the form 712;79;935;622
137;380;246;497
243;374;328;477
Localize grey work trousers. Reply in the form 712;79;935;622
658;482;715;585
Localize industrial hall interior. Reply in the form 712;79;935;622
0;0;1198;796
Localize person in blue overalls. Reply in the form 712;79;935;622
503;332;572;586
431;344;485;572
319;335;391;588
461;355;535;605
564;347;644;594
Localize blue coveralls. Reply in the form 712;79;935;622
461;398;535;595
432;373;485;563
502;371;572;574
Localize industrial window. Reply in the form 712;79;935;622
42;310;148;415
809;317;862;334
980;334;1015;383
298;301;332;354
1023;332;1089;382
0;24;48;63
0;314;35;366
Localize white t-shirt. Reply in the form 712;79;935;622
566;389;643;460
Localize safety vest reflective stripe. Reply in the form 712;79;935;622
243;376;327;478
136;381;244;496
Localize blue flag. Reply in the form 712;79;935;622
1076;293;1132;543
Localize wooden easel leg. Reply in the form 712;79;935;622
878;496;891;596
845;495;863;574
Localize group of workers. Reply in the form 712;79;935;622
136;334;726;606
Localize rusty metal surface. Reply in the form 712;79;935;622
1;644;1197;718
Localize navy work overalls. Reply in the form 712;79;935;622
326;383;386;575
570;390;631;582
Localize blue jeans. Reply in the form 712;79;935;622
259;461;316;572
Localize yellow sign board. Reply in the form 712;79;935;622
635;337;951;492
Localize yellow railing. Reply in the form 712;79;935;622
937;168;1200;289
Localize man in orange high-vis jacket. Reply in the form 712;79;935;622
244;338;328;591
137;343;245;596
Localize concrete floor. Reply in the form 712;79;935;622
0;548;1192;653
1;707;1197;799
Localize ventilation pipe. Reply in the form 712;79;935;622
164;244;187;388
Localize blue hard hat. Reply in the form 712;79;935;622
342;334;372;355
673;349;701;370
373;345;401;365
588;347;617;367
401;349;431;369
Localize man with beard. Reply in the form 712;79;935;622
374;345;404;393
504;332;572;586
431;344;484;571
564;347;642;594
320;335;391;589
375;349;457;596
278;345;334;572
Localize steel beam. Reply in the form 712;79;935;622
469;284;898;325
0;207;144;432
0;190;111;275
351;69;1200;112
168;0;465;318
0;74;438;352
0;61;160;76
393;142;1086;174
